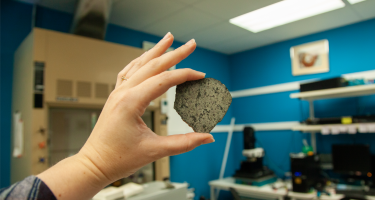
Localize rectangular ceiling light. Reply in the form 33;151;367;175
347;0;366;4
230;0;345;33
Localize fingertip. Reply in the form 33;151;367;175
194;69;206;79
197;133;215;145
191;42;197;51
183;69;206;82
160;32;174;45
190;39;197;52
170;33;175;41
186;39;196;47
166;33;174;43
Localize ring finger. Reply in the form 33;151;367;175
115;53;146;88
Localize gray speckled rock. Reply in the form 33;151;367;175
174;78;232;133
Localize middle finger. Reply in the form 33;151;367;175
125;32;174;79
123;38;196;89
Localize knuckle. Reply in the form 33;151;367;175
109;89;128;104
128;62;140;72
148;58;160;67
177;47;185;54
119;90;135;103
133;59;142;67
185;134;194;152
117;71;124;79
130;58;140;65
142;138;163;159
159;71;172;81
181;68;193;74
184;68;194;73
127;59;140;69
184;134;190;153
147;144;163;158
108;89;123;103
107;91;116;102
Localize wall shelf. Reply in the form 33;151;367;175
290;84;375;100
293;123;375;133
290;83;375;153
292;124;325;132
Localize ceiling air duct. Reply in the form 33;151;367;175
71;0;112;39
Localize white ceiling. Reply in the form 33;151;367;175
18;0;375;54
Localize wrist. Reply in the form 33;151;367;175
78;139;129;183
37;154;112;199
74;152;114;186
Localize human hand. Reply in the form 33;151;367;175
77;32;214;183
38;33;214;199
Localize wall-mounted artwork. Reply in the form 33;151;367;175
290;39;329;76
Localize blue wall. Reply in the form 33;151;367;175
228;18;375;177
0;0;33;188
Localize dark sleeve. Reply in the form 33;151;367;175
0;175;57;200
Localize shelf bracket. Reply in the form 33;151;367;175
308;100;317;153
311;132;317;154
309;100;315;120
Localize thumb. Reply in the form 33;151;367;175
159;132;215;156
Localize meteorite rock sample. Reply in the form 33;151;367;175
174;78;232;133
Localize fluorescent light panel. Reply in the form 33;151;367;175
347;0;366;4
230;0;345;33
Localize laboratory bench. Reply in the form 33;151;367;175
209;177;375;200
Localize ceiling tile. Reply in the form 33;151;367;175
349;0;375;20
24;0;374;54
192;0;281;20
195;43;226;53
110;0;186;30
260;7;362;44
209;33;271;54
178;22;250;47
142;7;222;39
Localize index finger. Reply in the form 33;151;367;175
125;32;174;78
134;68;205;107
123;39;196;89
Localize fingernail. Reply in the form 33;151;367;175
202;135;215;145
163;32;171;40
186;39;195;46
199;72;206;77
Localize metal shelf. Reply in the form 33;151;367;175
290;84;375;101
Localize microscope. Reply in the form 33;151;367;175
233;127;276;186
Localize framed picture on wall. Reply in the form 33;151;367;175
290;39;329;76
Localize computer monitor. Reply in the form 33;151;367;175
332;144;372;174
